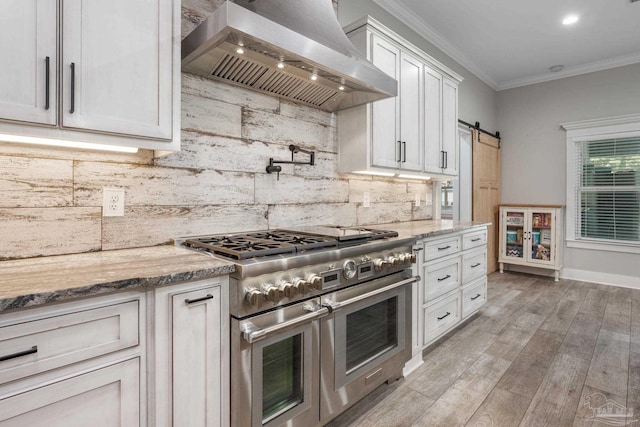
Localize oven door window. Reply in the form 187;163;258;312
333;286;407;389
346;298;398;373
252;323;314;427
262;335;303;422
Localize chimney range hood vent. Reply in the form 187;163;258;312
181;0;397;112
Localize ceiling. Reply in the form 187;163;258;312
373;0;640;90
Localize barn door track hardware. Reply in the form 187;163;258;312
266;144;315;180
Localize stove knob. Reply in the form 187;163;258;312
409;252;417;264
306;274;323;291
279;281;297;299
374;259;389;272
293;278;310;294
245;288;263;306
390;256;402;267
262;284;282;303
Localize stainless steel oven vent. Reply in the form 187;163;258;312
181;0;397;112
211;50;340;108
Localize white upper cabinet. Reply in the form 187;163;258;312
399;51;424;172
441;78;459;176
0;0;180;152
369;35;423;172
423;65;442;174
0;0;57;126
371;35;400;169
337;17;462;179
62;0;173;139
424;74;458;176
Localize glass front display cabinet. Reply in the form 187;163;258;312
498;205;564;281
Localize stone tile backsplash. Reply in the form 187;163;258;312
0;2;432;260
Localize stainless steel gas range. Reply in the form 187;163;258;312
179;226;418;427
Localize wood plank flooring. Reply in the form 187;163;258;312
327;272;640;427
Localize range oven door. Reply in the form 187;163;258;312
231;300;326;427
320;274;417;423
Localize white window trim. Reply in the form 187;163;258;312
562;113;640;254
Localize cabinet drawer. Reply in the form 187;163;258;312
423;292;461;344
0;358;140;426
462;229;487;250
0;300;139;385
462;248;487;284
423;235;461;261
462;277;487;318
423;256;461;302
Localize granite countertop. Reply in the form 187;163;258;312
0;246;234;312
371;219;491;240
0;220;489;313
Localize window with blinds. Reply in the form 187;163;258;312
574;136;640;244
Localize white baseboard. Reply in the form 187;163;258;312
402;353;424;378
561;268;640;289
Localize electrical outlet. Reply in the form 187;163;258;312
103;187;125;217
363;192;370;208
415;194;421;206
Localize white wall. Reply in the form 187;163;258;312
497;62;640;280
337;0;498;133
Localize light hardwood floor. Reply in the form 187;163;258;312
328;271;640;427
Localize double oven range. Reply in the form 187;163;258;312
180;226;418;427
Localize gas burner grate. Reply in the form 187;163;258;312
183;236;298;259
183;230;337;260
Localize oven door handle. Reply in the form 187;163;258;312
241;307;329;344
322;276;419;312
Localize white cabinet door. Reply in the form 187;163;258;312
172;286;222;427
0;358;140;427
423;65;443;174
399;51;423;172
61;0;173;139
370;34;400;169
0;0;57;125
441;78;459;176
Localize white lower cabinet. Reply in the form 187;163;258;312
462;277;487;318
153;278;229;427
0;292;146;426
0;358;140;427
416;227;488;349
423;291;461;344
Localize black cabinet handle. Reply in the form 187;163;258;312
471;294;482;301
437;274;451;282
437;312;451;321
70;62;75;114
440;151;445;169
185;294;214;304
0;346;38;362
444;151;448;169
396;141;401;162
437;245;451;251
402;141;406;162
45;57;50;110
471;238;481;242
471;263;481;268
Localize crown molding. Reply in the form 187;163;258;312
371;0;498;90
497;51;640;91
561;113;640;130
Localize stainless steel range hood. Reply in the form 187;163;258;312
181;0;397;112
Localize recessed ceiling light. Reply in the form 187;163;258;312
236;47;244;54
549;65;564;72
338;86;345;91
277;62;285;69
310;73;318;81
562;15;579;25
